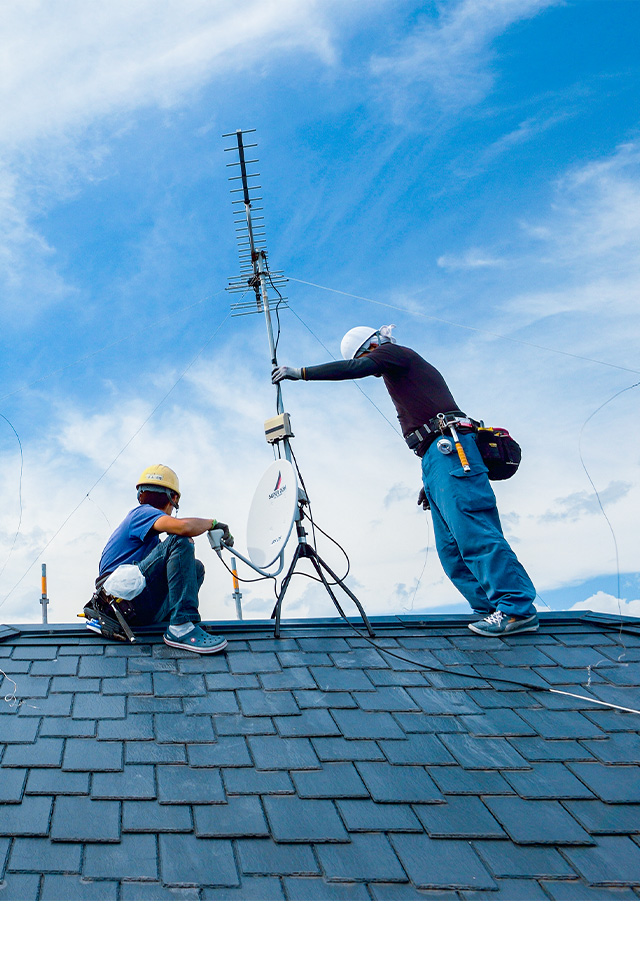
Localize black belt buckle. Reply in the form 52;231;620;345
405;430;422;451
405;423;437;457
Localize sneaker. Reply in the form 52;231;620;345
163;624;227;654
468;610;539;637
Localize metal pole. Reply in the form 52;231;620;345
230;556;243;620
235;130;302;518
40;563;49;624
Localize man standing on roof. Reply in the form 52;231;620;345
272;325;538;637
95;464;233;653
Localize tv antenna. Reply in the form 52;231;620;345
219;128;374;637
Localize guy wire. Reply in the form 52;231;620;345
0;298;243;611
578;381;640;612
0;288;227;405
408;519;430;613
576;379;640;647
287;277;640;377
285;303;402;439
0;413;24;584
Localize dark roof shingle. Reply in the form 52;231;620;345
1;612;640;900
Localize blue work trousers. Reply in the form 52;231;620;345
421;432;536;617
130;534;205;626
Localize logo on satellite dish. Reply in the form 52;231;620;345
268;471;287;500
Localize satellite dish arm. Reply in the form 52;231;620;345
207;530;283;578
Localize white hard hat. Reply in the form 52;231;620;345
340;326;378;361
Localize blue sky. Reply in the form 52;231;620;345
1;0;640;624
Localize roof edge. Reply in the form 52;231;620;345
2;608;639;642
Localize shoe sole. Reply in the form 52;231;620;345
163;635;228;654
468;623;539;636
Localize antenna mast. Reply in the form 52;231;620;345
222;129;374;638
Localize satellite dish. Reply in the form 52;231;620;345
246;459;298;569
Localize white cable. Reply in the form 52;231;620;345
0;666;37;711
549;687;640;716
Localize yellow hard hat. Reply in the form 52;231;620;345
136;464;180;498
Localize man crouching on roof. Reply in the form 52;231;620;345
95;464;233;654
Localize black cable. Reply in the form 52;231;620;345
287;444;318;555
263;253;284;355
299;504;351;585
315;606;619;699
263;254;285;415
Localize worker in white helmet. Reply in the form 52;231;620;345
94;464;233;653
273;325;538;637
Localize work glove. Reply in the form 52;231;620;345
214;521;234;548
272;366;302;384
417;487;430;511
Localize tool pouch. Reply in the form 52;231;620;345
475;427;521;480
83;589;137;643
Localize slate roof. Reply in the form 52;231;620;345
1;612;640;901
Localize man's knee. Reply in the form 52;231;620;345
195;559;205;587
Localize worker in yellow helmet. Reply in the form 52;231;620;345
95;464;233;654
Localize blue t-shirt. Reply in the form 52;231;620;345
98;504;166;581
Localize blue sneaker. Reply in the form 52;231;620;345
468;610;539;637
163;624;227;654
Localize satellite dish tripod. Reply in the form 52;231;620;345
223;128;375;638
271;507;374;639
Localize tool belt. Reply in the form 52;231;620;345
406;414;521;480
404;413;475;457
83;588;137;643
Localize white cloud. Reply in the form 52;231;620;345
570;591;640;619
0;0;338;148
0;166;76;312
371;0;560;114
437;140;640;350
0;0;366;307
3;310;640;626
437;249;506;271
480;109;573;164
541;481;633;523
544;143;640;262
